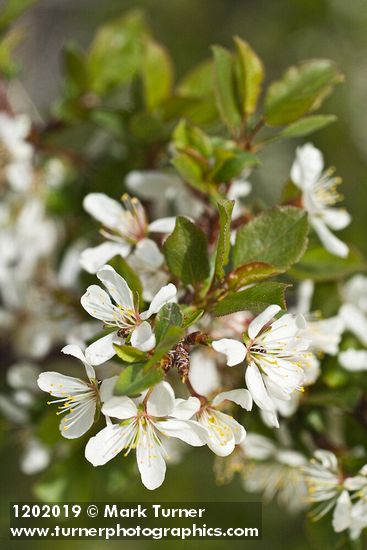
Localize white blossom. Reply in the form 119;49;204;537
85;382;207;490
195;389;252;456
303;450;344;522
125;170;204;219
80;192;175;273
81;264;177;363
213;304;311;427
0;112;34;192
37;345;117;439
242;436;308;513
295;279;343;356
291;143;351;258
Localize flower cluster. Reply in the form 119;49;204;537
1;22;367;545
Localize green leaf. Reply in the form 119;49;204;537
215;199;234;280
279;114;337;138
234;36;264;116
264;60;343;126
211;150;258;183
163;217;210;285
113;344;147;363
233;206;308;271
227;262;278;290
114;326;185;396
63;43;88;93
114;363;164;397
173;120;213;157
177;59;213;98
213;282;288;316
182;307;205;328
87;11;146;94
172;153;205;192
212;45;242;131
0;0;38;30
291;245;367;282
155;303;183;344
141;39;173;111
0;27;22;76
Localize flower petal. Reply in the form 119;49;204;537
311;217;349;258
241;433;276;459
131;322;156;352
83;193;124;231
146;381;175;417
60;400;96;439
148;217;176;233
80;242;130;274
322;208;351;231
212;389;253;411
200;410;238;456
212;338;247;367
332;491;352;533
85;331;122;365
171;396;201;419
85;424;128;466
37;372;88;396
245;362;275;413
188;350;221;396
339;304;367;346
96;265;134;309
102;396;137;419
215;410;246;445
81;284;117;323
157;419;207;446
248;304;281;340
62;344;96;379
140;283;177;320
136;428;166;490
290;143;324;189
20;439;50;475
99;375;119;403
338;349;367;372
131;238;164;269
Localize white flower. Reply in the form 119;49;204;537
20;439;51;475
6;361;41;393
85;382;206;490
333;491;367;540
339;275;367;346
339;349;367;371
303;450;344;521
196;389;252;456
241;435;308;512
81;265;177;363
127;238;168;301
37;344;117;439
295;280;343;356
291;143;351;258
80;193;175;273
212;304;311;427
0;198;57;304
188;349;251;456
333;466;367;540
125;170;204;219
0;112;34;192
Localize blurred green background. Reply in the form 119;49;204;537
2;0;367;548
